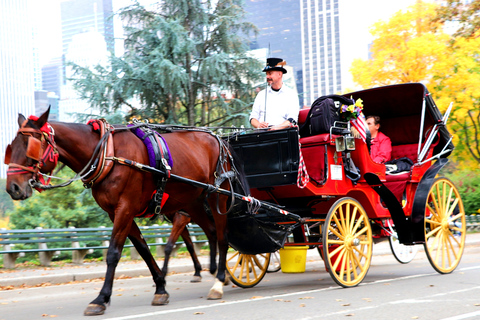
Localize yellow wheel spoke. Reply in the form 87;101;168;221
353;245;368;259
426;225;441;239
332;248;346;273
353;226;368;239
350;205;358;233
352;216;364;235
227;251;239;263
425;218;441;226
328;226;345;240
328;244;345;257
333;214;346;236
328;240;345;245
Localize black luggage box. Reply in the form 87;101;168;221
227;127;300;189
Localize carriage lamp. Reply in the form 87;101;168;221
346;136;356;150
335;136;345;152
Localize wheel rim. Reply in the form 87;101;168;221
267;251;281;273
389;232;418;264
323;197;372;287
424;177;466;274
226;249;270;288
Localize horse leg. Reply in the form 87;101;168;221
206;197;230;300
161;212;191;278
127;221;169;306
179;226;203;282
84;218;133;316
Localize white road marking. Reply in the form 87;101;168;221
103;266;480;320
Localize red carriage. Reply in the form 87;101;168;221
224;83;466;288
4;82;465;315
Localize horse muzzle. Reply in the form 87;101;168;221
6;179;33;200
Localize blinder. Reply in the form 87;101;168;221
26;136;43;161
4;144;12;165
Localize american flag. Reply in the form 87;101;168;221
350;112;368;143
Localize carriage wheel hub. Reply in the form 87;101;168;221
345;235;360;248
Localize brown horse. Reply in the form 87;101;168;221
4;108;247;316
162;211;203;282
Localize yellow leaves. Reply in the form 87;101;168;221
350;1;449;88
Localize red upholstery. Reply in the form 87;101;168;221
300;133;331;146
298;108;310;126
391;144;419;162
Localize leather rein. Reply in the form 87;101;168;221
7;119;242;216
7;119;114;191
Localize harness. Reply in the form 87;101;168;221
10;117;242;218
5;116;59;192
83;119;115;187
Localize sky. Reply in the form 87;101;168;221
29;0;420;73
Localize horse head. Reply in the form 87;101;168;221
4;107;59;200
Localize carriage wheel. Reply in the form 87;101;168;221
389;231;418;264
226;248;270;288
424;177;466;274
267;250;281;273
322;197;373;288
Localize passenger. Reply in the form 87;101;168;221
250;58;299;130
366;115;392;164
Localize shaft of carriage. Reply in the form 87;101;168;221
108;155;305;224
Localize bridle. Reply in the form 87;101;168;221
5;118;59;190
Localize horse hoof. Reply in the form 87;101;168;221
152;293;170;305
190;276;202;283
84;303;106;316
207;288;223;300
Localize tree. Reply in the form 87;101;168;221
69;0;263;127
434;0;480;39
0;179;14;218
348;1;480;165
350;1;449;88
430;33;480;165
7;167;111;229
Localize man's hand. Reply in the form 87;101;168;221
250;118;269;129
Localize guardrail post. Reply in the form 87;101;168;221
154;226;165;257
190;235;203;256
1;228;24;269
36;227;56;266
130;239;141;260
99;226;110;261
69;226;93;264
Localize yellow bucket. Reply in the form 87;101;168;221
279;246;309;273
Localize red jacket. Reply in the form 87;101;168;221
370;131;392;164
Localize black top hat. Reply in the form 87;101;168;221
263;57;287;74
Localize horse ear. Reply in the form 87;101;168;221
36;107;50;128
18;114;26;127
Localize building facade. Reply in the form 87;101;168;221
58;0;114;121
0;0;35;178
301;0;341;106
243;0;304;107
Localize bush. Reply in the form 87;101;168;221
445;166;480;215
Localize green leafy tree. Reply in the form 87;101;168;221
69;0;263;127
8;168;111;230
0;179;14;218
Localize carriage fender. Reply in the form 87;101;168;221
410;158;449;242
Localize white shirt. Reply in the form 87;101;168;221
250;85;299;126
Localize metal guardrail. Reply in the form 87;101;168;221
0;224;207;269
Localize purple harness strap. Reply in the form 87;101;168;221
129;125;173;169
